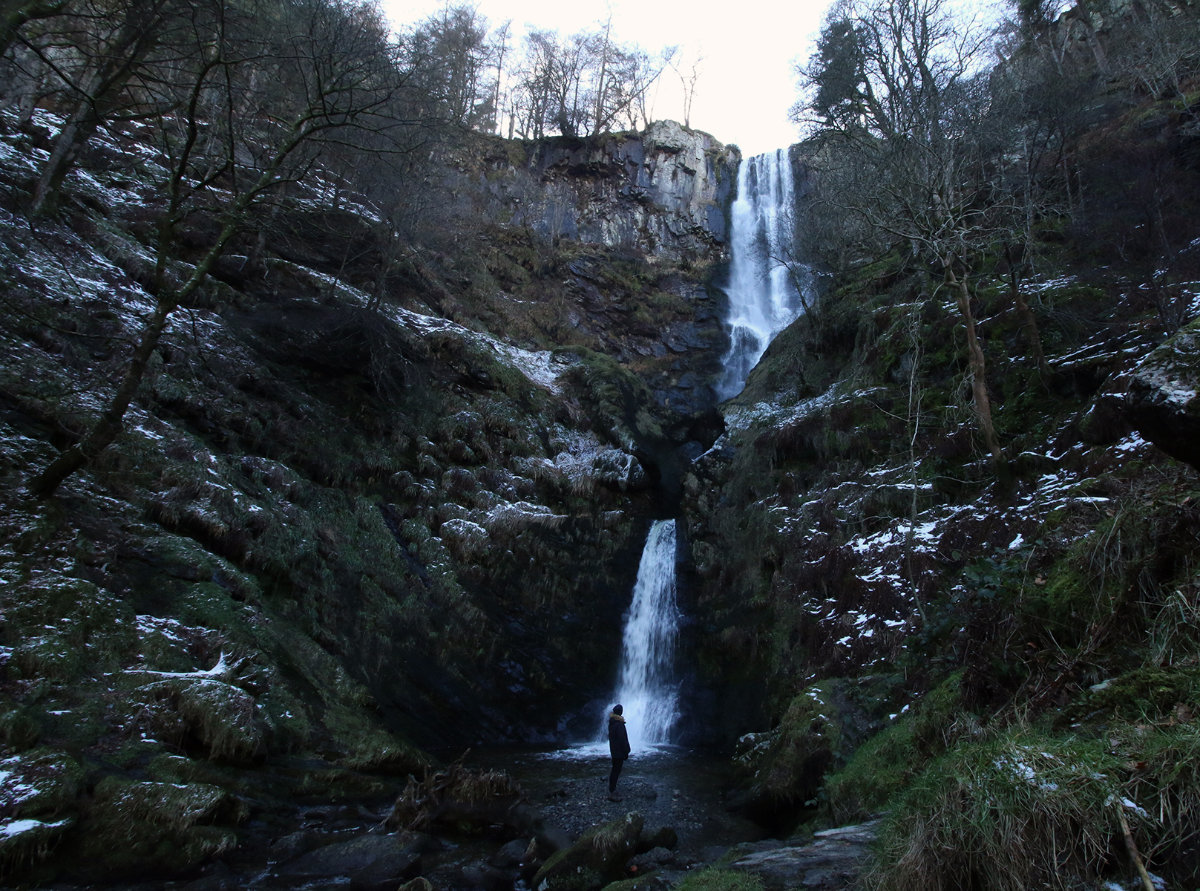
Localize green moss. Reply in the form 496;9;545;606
0;814;74;876
673;868;765;891
1031;561;1093;629
295;766;395;800
0;748;84;818
824;673;965;823
0;705;43;751
735;682;845;820
3;576;133;683
1065;665;1200;726
869;728;1125;891
559;347;665;445
135;677;264;762
532;812;644;891
79;777;239;878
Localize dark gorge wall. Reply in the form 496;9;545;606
0;109;744;880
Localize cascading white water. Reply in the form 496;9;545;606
604;519;681;750
717;149;806;400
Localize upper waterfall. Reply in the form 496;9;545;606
716;150;807;400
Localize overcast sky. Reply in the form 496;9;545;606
379;0;837;156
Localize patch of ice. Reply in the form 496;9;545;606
1023;275;1078;294
136;615;191;644
0;818;70;838
124;652;233;680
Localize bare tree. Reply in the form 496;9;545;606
798;0;1009;476
669;48;701;129
507;22;672;139
404;4;497;131
30;0;417;496
25;0;188;214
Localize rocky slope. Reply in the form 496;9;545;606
678;113;1200;890
0;109;737;881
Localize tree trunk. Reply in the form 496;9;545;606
1012;280;1050;381
28;295;176;497
30;94;103;214
29;0;167;215
1005;245;1050;380
945;263;1007;478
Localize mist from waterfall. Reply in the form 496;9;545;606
717;149;806;400
603;519;681;750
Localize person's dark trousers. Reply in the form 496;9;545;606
609;757;625;794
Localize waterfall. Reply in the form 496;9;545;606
717;150;806;400
606;519;681;750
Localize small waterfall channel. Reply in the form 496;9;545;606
717;149;807;400
605;518;681;750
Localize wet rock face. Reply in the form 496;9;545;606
1122;318;1200;471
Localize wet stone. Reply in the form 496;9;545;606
271;831;423;890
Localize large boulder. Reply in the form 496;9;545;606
272;831;426;890
77;778;239;878
0;749;82;873
1121;318;1200;470
728;822;880;890
531;811;645;891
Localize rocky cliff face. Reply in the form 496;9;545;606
487;120;739;264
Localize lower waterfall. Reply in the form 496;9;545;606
605;518;681;750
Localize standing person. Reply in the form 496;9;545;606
607;704;631;801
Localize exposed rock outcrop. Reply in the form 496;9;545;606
728;822;879;890
1121;317;1200;471
510;121;739;263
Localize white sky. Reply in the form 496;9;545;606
380;0;836;156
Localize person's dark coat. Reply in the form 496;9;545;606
608;712;630;761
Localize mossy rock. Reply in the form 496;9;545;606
731;683;843;827
823;673;967;823
77;777;239;878
0;815;74;877
0;706;42;751
134;676;264;762
0;748;83;875
1064;664;1200;726
672;867;765;891
532;811;645;891
603;875;674;891
296;766;396;801
3;576;132;682
0;748;84;819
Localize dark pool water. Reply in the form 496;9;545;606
51;745;761;889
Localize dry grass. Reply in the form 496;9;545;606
867;729;1128;891
867;718;1200;890
386;757;524;834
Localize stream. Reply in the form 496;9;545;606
472;744;762;855
399;743;764;888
